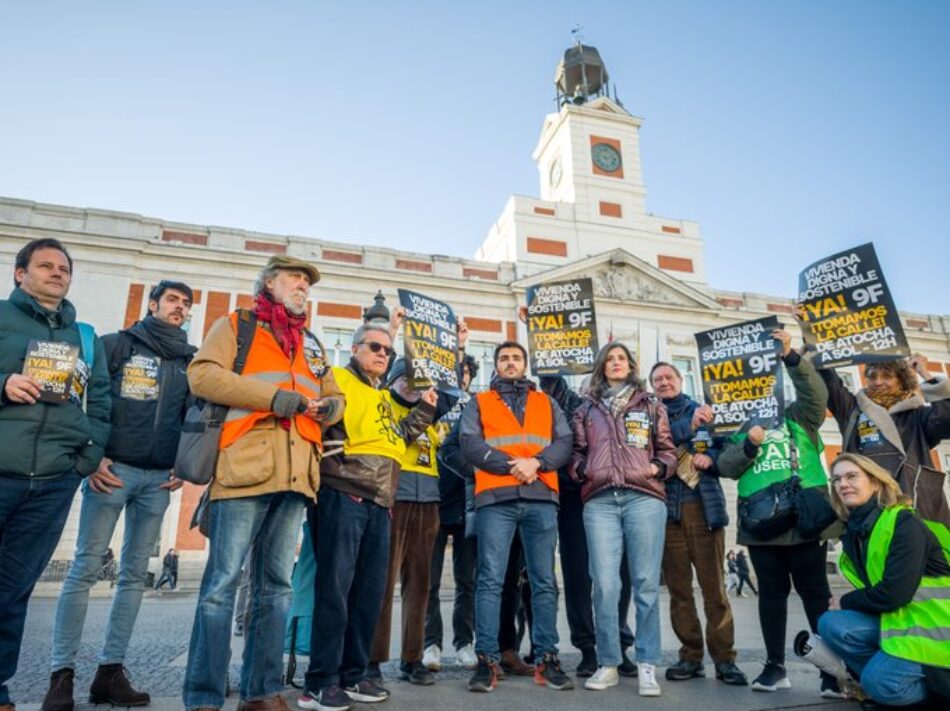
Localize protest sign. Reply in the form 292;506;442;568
22;340;80;403
120;354;161;401
398;289;460;392
526;277;598;376
695;316;784;436
796;243;909;368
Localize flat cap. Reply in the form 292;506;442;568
265;255;320;285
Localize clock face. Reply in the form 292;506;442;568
549;157;562;187
591;142;622;173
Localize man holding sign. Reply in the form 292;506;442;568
0;238;112;711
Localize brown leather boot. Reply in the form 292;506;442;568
41;668;75;711
88;664;150;706
236;695;290;711
499;648;534;676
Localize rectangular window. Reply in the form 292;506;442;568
672;357;698;399
322;327;353;367
465;342;495;393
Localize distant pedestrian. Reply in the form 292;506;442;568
155;549;179;591
735;550;757;597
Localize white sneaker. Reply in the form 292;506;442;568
456;643;478;669
422;644;441;671
584;666;619;691
638;663;661;697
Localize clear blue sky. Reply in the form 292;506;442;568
1;1;947;313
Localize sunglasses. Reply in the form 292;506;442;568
359;341;396;357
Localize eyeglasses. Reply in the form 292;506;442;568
831;471;865;487
359;341;396;357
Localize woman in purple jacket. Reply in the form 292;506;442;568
571;343;677;696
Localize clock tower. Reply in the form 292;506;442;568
477;42;707;286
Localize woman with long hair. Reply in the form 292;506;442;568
571;343;677;696
819;453;950;706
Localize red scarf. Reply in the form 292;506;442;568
254;292;305;359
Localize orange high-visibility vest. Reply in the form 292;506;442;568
474;389;558;495
219;312;324;451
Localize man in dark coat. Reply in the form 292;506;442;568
649;362;746;686
0;239;111;711
43;279;195;711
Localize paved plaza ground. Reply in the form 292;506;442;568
11;585;855;711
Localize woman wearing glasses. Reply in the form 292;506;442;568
819;453;950;707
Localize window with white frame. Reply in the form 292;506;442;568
465;342;495;392
671;356;698;399
322;327;353;367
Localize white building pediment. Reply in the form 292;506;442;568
512;249;720;311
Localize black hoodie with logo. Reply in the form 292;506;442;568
101;315;196;470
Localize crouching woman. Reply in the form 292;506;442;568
820;452;950;706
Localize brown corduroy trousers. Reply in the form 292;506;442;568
369;501;441;664
661;500;737;663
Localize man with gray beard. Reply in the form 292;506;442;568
182;256;344;711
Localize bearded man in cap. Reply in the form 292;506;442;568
182;256;344;711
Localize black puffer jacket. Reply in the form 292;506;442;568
101;317;195;470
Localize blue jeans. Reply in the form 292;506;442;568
583;488;667;665
51;463;171;670
183;492;305;709
818;610;928;706
306;487;391;692
474;500;559;661
0;471;81;706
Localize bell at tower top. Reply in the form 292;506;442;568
554;40;623;109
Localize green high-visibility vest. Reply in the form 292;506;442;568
839;505;950;668
731;419;827;498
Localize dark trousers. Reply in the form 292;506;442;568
306;488;390;692
748;541;830;664
370;501;441;665
661;501;736;663
0;472;80;706
558;485;634;653
154;569;177;590
424;523;476;651
737;572;757;596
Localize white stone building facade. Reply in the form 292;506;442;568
2;90;948;576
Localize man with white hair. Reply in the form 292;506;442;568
182;256;343;711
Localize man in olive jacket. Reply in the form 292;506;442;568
0;238;111;711
182;256;343;711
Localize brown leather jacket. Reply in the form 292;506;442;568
570;389;677;503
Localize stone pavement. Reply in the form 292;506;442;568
13;588;854;711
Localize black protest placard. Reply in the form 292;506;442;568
22;339;80;403
796;243;909;368
695;316;784;436
526;277;599;376
398;289;460;392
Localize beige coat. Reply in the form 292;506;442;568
188;315;344;501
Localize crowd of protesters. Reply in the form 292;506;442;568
1;237;948;711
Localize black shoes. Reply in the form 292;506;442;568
752;661;790;692
468;655;498;693
665;658;705;681
88;664;150;706
364;663;382;682
534;653;574;690
715;661;749;686
575;648;598;678
399;660;435;686
41;668;75;711
618;649;638;677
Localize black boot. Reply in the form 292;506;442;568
576;648;598;678
89;664;150;706
41;668;75;711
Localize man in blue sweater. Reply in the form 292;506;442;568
649;362;745;686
